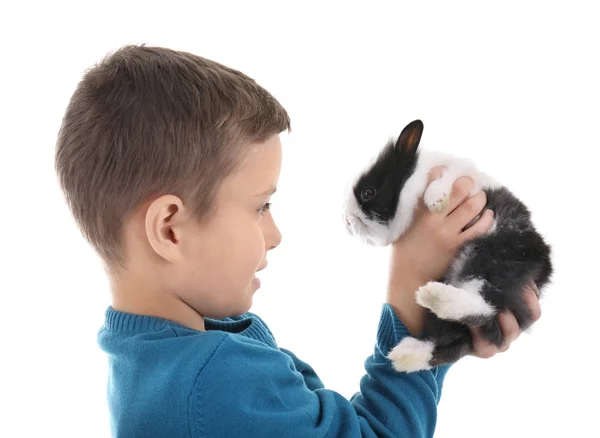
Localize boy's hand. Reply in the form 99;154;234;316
469;279;542;358
387;166;495;335
392;166;495;282
387;166;543;357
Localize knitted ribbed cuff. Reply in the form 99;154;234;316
376;303;412;355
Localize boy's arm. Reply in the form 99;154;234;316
192;306;449;438
279;347;325;391
243;312;325;391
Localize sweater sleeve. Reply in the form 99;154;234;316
244;311;326;391
190;304;451;437
279;347;326;391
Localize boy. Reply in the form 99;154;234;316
54;44;541;437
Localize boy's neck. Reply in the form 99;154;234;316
109;275;206;332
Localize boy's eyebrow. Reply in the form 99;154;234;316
255;186;277;197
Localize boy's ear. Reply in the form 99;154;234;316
395;119;424;154
145;195;186;262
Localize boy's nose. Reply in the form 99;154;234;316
267;224;282;251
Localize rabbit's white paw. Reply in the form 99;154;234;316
416;280;496;322
424;178;451;213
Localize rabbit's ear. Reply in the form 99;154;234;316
395;120;423;154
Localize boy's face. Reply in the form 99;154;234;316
174;134;283;319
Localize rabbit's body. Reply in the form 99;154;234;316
343;120;553;372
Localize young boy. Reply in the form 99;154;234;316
54;44;541;437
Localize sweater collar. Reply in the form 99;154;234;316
102;306;278;349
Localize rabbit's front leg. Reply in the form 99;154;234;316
423;160;481;214
424;174;453;213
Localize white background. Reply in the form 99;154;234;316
2;1;598;437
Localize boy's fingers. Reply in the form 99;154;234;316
470;311;520;358
497;311;520;349
469;326;497;358
446;175;476;214
460;209;495;241
527;279;542;299
521;281;542;329
448;191;488;234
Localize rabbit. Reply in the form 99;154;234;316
342;119;553;372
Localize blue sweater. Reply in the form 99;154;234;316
97;304;451;437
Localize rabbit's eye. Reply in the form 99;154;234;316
361;187;377;202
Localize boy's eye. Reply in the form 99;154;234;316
258;202;271;215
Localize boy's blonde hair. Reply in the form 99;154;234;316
55;44;291;273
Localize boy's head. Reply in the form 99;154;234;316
55;44;289;322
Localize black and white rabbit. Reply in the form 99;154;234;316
342;119;553;373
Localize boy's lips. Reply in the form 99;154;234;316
253;262;267;288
